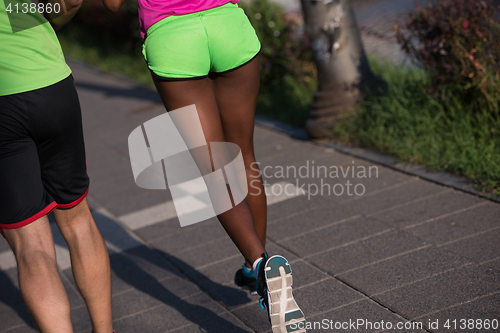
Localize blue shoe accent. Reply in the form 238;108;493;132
259;297;266;310
235;265;257;294
242;263;255;278
256;253;269;299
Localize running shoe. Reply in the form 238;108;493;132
234;264;258;295
256;253;306;333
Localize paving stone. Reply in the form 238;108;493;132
60;271;86;309
373;264;500;319
440;228;500;264
267;201;360;242
253;126;294;148
277;216;390;258
68;245;179;298
400;163;474;191
0;266;83;329
256;140;352;168
416;292;500;333
3;324;39;333
0;237;10;253
143;220;228;255
289;278;364;318
407;203;500;246
85;140;138;192
178;312;253;333
266;189;332;224
378;328;428;333
104;188;173;218
112;292;226;333
146;274;203;300
265;241;300;263
231;299;276;333
260;158;378;203
133;217;186;243
0;269;36;331
370;190;485;229
295;165;412;205
189;277;255;309
112;288;168;319
337;246;472;295
285;260;330;289
337;178;446;215
305;299;406;333
307;230;427;275
151;237;240;274
71;306;92;333
185;255;245;287
259;148;372;175
481;258;500;273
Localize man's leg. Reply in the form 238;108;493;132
52;198;113;333
3;216;73;333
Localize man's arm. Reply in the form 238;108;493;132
43;0;82;30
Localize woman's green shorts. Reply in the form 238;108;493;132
142;3;261;80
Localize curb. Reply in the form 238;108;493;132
254;115;500;204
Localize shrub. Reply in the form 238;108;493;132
240;0;317;125
394;0;500;112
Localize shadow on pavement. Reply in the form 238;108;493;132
74;81;161;104
110;246;252;332
53;210;253;331
0;269;37;330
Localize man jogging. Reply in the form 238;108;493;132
0;1;114;332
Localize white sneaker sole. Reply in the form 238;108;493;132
265;256;306;333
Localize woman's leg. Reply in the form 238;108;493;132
153;75;265;265
210;56;267;267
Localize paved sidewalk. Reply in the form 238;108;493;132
1;63;499;333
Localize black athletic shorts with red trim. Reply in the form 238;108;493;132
0;75;89;230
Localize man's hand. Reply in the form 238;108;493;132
43;0;82;30
102;0;126;13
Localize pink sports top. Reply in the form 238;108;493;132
138;0;240;38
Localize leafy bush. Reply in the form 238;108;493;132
332;57;500;192
394;0;500;111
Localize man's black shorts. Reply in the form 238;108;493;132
0;75;89;229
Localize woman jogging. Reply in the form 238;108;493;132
102;0;305;332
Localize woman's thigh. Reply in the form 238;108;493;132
152;54;260;168
211;55;261;161
153;77;225;144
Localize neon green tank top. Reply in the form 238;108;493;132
0;0;71;96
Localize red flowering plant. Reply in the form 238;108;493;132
395;0;500;111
